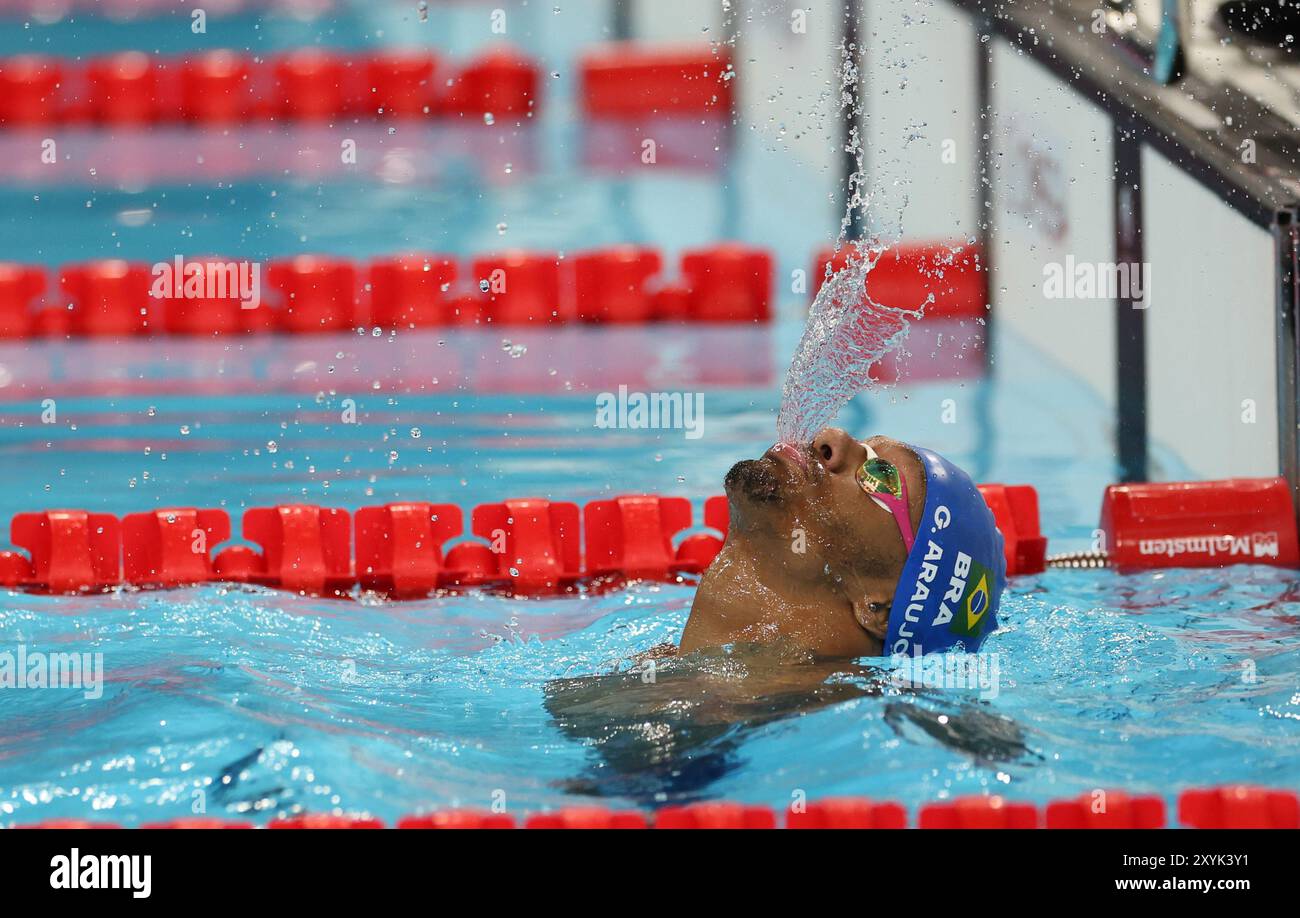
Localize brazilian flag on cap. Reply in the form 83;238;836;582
947;558;995;640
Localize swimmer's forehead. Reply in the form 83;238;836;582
862;434;920;469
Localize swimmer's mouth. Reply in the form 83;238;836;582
764;442;811;472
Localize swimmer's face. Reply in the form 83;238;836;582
724;428;924;579
679;428;925;657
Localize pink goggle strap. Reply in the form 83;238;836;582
867;459;915;555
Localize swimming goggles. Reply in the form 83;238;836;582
856;444;915;553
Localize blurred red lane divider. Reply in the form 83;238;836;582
811;241;987;321
575;42;739;167
10;786;1294;828
579;44;734;117
0;484;1045;597
0;243;773;339
0;46;539;127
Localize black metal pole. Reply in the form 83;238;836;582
842;0;864;241
1114;120;1148;483
612;0;632;40
1273;204;1300;513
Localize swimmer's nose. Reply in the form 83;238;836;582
811;427;862;474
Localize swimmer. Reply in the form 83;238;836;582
544;430;1017;801
679;427;1007;659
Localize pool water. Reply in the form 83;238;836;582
1;0;1299;825
2;320;1299;824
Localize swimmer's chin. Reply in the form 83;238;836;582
724;457;786;506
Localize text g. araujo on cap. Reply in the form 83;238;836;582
886;445;1007;657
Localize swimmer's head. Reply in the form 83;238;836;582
680;427;1005;659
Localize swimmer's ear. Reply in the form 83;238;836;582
851;596;890;641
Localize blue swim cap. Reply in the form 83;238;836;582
885;445;1006;656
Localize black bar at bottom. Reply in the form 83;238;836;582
0;826;1287;903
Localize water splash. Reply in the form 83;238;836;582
774;28;926;448
772;11;970;448
775;246;927;446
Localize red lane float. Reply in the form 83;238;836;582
584;495;693;581
812;241;987;320
1178;786;1300;829
180;51;254;124
443;47;539;118
572;246;663;324
355;502;463;598
681;244;772;322
0;55;64;126
368;254;459;327
0;47;541;127
918;796;1040;829
787;798;908;829
213;505;353;596
440;541;501;589
2;510;120;593
267;256;358;333
655;802;777;829
86;52;161;126
122;508;229;588
978;484;1048;576
59;261;152;337
580;44;734;116
1044;792;1166;829
365;50;438;118
471;251;565;324
472;499;581;594
0;262;44;338
273;49;349;122
159;257;254;335
525;808;647;829
1099;477;1300;571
